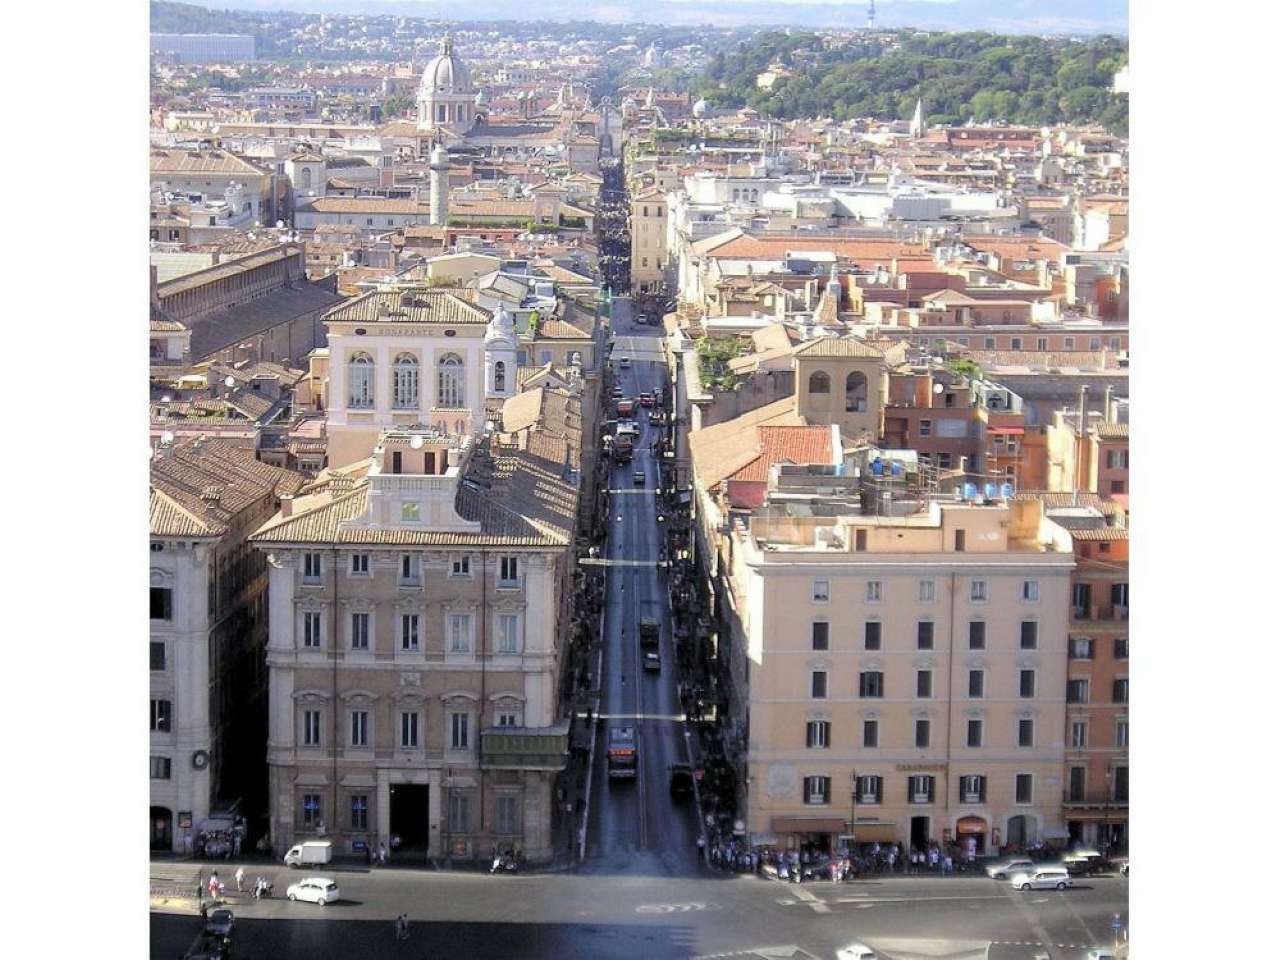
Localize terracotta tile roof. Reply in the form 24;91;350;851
1093;421;1129;440
149;148;270;179
250;440;576;548
1070;527;1129;541
536;318;591;340
151;441;305;538
688;397;808;491
325;289;491;326
728;425;834;483
792;336;885;359
964;236;1068;262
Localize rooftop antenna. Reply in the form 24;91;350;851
867;0;876;30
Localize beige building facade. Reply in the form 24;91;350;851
251;428;576;863
631;188;669;292
717;480;1074;855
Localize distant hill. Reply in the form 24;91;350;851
153;1;1129;36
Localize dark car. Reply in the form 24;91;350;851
204;908;234;938
669;763;694;800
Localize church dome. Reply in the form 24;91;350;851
419;35;472;97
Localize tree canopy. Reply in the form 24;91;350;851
693;31;1127;135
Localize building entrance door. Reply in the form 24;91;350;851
910;815;930;851
390;784;430;851
150;806;173;851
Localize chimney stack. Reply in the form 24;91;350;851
279;494;294;518
1102;385;1113;425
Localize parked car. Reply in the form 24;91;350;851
1063;849;1108;876
633;470;646;485
669;763;694;800
643;651;661;671
286;877;340;905
836;942;878;960
618;357;631;369
639;392;654;407
1085;950;1117;960
611;386;624;400
203;908;235;937
1010;867;1073;891
985;858;1034;880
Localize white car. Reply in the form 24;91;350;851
1010;866;1072;891
1086;950;1117;960
985;858;1034;880
836;943;878;960
286;877;340;905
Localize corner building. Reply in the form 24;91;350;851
733;477;1074;855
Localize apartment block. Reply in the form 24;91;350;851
700;455;1075;855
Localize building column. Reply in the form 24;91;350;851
427;768;443;856
376;770;391;851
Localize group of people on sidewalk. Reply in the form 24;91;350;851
701;838;986;883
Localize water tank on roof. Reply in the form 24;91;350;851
984;483;997;500
1000;482;1015;499
891;461;903;477
963;483;978;500
871;459;884;476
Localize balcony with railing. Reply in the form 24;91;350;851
1071;603;1129;623
480;722;571;770
1062;789;1128;811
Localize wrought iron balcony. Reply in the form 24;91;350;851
480;722;571;770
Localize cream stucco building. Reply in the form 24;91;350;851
695;449;1075;855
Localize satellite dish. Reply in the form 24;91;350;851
409;435;425;449
224;375;236;388
161;431;175;444
933;383;944;394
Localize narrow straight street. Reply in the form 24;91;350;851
584;295;703;876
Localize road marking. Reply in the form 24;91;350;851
789;885;831;914
635;902;713;914
833;895;1005;905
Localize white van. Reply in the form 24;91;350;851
1010;866;1072;891
284;840;333;868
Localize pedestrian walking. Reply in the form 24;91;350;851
235;866;245;892
379;842;387;865
183;832;193;857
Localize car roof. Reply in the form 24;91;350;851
300;876;334;883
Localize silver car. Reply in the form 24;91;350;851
985;858;1034;880
1010;866;1072;891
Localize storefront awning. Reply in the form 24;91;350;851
771;817;847;834
956;816;987;835
846;822;898;842
988;427;1025;436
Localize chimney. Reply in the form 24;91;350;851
1102;385;1113;425
1077;385;1088;434
279;494;294;518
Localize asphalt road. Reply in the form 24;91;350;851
152;866;1127;959
584;297;703;877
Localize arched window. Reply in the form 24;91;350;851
393;353;419;408
808;371;831;394
732;188;740;202
438;353;464;408
300;167;312;190
493;360;506;393
845;371;868;413
348;352;374;408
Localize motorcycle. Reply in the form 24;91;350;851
252;879;274;900
490;850;521;874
